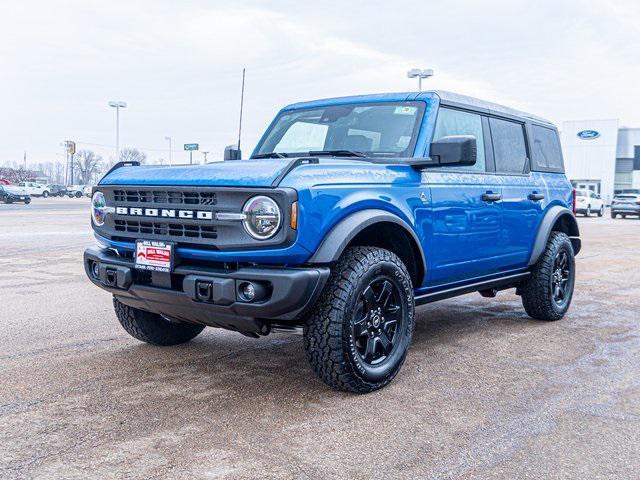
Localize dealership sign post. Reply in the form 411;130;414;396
184;143;199;164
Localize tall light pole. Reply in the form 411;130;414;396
407;68;434;91
164;136;172;166
108;101;127;162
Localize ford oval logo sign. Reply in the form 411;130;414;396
577;130;600;140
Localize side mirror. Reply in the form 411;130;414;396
224;145;241;161
429;135;477;166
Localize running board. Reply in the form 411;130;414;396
415;272;531;306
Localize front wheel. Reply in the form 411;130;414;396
75;191;82;198
520;232;575;321
611;212;617;219
598;205;604;217
113;298;205;345
42;191;49;198
585;206;591;217
303;247;415;393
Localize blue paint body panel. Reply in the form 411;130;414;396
96;90;575;292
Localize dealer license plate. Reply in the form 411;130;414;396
135;240;174;272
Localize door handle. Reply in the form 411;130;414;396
482;192;502;202
528;193;545;201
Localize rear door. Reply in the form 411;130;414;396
424;107;504;286
488;117;542;270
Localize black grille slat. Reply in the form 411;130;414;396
114;219;217;240
113;189;217;205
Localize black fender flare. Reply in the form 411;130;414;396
307;208;427;271
528;206;581;266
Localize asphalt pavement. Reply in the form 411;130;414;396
1;198;639;479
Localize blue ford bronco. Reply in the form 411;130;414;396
85;90;580;392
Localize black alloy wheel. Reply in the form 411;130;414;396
551;250;571;307
352;278;405;366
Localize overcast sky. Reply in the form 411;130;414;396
1;0;639;167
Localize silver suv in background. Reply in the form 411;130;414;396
611;193;640;219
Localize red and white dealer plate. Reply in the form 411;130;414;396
135;240;174;272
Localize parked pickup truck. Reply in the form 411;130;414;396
85;90;580;392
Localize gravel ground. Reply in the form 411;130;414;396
1;198;638;479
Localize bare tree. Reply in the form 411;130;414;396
0;167;39;183
119;148;147;164
73;150;103;185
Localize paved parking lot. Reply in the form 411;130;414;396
1;198;639;479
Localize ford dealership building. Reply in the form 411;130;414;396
561;120;640;204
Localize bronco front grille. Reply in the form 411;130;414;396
113;189;217;205
114;219;218;239
96;185;294;249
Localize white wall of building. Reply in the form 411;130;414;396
616;128;640;158
561;119;619;204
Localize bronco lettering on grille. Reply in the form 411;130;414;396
115;206;213;220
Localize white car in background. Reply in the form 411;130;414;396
17;181;51;197
575;189;604;217
83;185;93;197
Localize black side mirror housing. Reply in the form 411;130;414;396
224;145;242;161
409;135;477;168
430;135;477;166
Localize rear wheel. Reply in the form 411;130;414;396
585;205;591;217
521;232;575;321
598;205;604;217
42;190;49;198
303;247;414;393
75;191;82;198
611;212;617;219
113;298;205;345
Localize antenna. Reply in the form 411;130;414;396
237;68;246;158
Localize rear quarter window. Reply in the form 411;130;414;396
488;117;528;174
531;125;564;172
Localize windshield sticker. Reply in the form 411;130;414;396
394;106;417;115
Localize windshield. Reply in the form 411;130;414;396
253;101;425;158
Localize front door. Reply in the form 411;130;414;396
423;108;504;286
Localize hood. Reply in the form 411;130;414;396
99;159;291;187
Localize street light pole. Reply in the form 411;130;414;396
164;136;172;166
201;151;209;164
108;101;127;162
407;68;434;91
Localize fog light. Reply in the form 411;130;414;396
237;281;268;303
91;261;100;279
241;282;256;301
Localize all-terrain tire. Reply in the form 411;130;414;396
303;247;415;393
520;232;575;321
113;298;205;345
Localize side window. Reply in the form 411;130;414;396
432;108;485;172
489;118;528;174
274;121;328;153
531;125;564;172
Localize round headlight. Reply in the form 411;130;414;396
91;191;107;226
242;196;282;240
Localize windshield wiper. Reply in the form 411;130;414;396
308;150;367;158
251;152;289;159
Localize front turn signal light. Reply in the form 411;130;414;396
290;202;298;230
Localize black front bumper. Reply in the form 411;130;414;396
84;247;330;333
